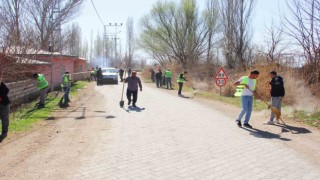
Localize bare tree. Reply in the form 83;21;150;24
284;0;320;84
126;17;135;68
220;0;256;69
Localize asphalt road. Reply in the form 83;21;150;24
0;81;320;180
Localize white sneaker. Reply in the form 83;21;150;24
264;120;274;125
274;120;280;124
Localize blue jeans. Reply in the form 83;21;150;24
63;87;70;103
237;96;253;124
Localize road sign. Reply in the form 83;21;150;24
215;79;226;87
215;67;229;79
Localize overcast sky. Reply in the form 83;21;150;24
72;0;288;59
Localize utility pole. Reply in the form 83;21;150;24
104;23;122;67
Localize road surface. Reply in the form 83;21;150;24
0;81;320;180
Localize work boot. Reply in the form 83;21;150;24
132;103;136;107
0;133;7;141
128;100;131;105
243;123;253;129
236;120;242;127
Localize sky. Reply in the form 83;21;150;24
72;0;289;59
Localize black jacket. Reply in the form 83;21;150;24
0;82;10;105
269;76;285;97
155;72;163;79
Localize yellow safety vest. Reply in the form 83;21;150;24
234;76;256;97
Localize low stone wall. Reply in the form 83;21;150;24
6;72;90;105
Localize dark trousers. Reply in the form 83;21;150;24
156;78;161;87
127;90;138;104
120;74;124;82
63;87;70;103
178;82;183;95
0;104;10;135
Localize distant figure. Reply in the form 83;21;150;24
155;69;163;88
264;71;285;125
97;68;103;85
90;68;95;81
150;68;155;82
234;70;260;129
119;68;124;82
32;73;49;108
177;71;187;96
128;67;132;77
165;69;173;89
0;81;10;142
61;71;72;106
125;71;142;107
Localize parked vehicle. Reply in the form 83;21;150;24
101;68;119;84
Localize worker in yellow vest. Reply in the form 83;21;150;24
61;71;72;106
32;73;49;108
234;70;260;129
177;71;188;96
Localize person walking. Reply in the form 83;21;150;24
165;69;173;89
264;71;285;125
128;67;132;77
234;70;260;129
119;68;124;82
61;71;72;106
177;71;188;96
96;68;103;85
125;71;142;107
0;81;10;142
90;68;95;81
155;69;163;88
32;73;49;108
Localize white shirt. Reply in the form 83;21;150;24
237;77;255;96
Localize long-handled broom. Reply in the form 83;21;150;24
119;71;127;108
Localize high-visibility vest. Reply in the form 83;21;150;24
90;71;95;75
234;76;256;97
177;73;185;83
61;74;71;87
36;74;49;90
165;71;172;78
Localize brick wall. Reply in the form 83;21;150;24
7;79;39;105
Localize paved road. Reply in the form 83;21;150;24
1;82;320;180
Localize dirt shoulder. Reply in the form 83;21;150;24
144;81;320;167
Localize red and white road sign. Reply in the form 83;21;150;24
215;67;229;79
215;79;227;87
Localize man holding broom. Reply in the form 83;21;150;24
234;70;260;129
264;71;285;125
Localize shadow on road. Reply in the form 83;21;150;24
241;127;291;141
127;106;146;112
274;124;312;134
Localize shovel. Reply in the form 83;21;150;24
119;71;127;108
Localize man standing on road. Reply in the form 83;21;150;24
61;71;72;106
234;70;260;129
264;71;285;125
155;69;163;88
125;71;142;107
165;69;173;89
97;68;103;85
119;68;124;82
177;71;187;96
150;68;155;82
32;73;49;109
0;81;10;142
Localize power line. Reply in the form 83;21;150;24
90;0;105;25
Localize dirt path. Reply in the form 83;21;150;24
0;81;319;179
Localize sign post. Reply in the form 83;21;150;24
214;67;228;95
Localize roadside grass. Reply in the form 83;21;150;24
182;86;266;111
2;81;89;133
293;111;320;128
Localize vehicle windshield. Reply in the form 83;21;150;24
102;69;118;73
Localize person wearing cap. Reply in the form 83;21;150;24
234;70;260;129
61;71;72;106
165;69;173;89
264;71;285;125
32;73;49;108
0;81;10;142
125;71;142;107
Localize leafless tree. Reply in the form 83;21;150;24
220;0;256;69
284;0;320;84
126;17;135;68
